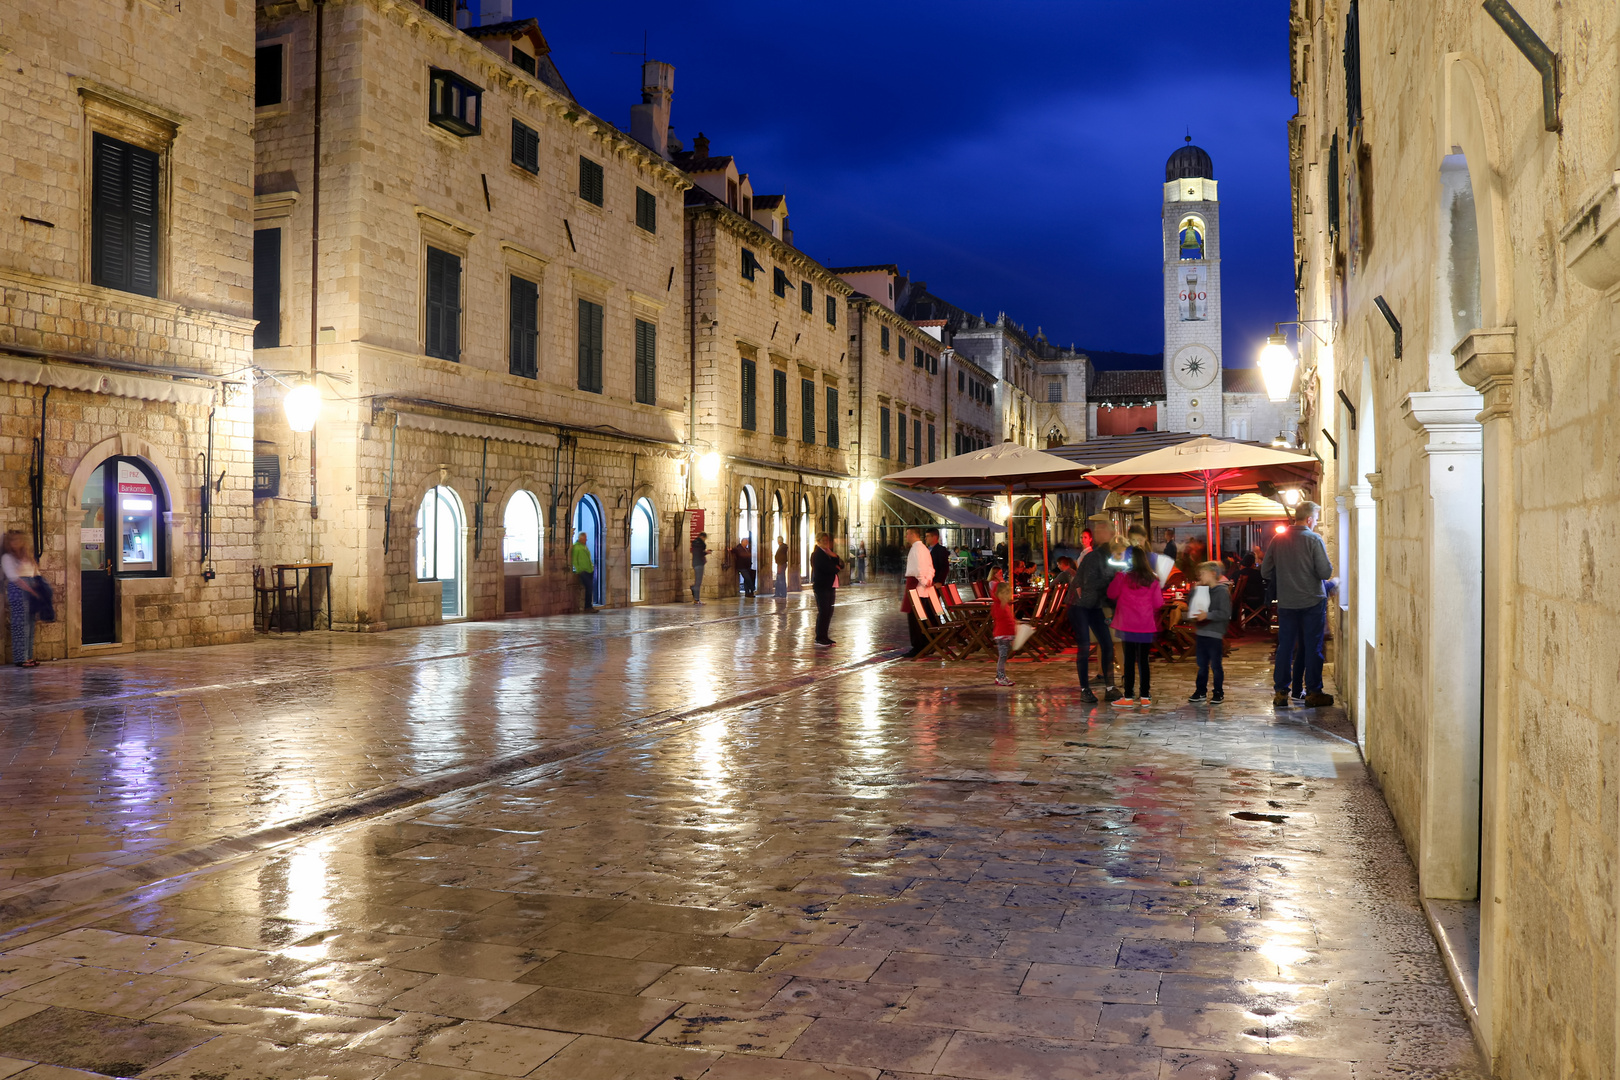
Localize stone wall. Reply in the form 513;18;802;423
1290;0;1620;1074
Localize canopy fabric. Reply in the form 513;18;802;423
1082;436;1318;495
882;440;1094;496
1193;492;1290;522
1102;493;1199;521
882;487;1005;532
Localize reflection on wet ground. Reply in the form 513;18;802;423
0;611;1485;1079
0;593;889;897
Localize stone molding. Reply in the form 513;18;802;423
415;205;478;239
1453;327;1516;423
1401;389;1484;456
1559;170;1620;294
1350;482;1375;513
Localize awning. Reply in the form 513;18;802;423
882;487;1005;532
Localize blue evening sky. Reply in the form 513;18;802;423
516;1;1296;368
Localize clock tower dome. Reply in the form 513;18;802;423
1162;138;1222;435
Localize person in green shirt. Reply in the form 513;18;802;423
570;531;596;612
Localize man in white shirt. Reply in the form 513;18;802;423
902;526;934;656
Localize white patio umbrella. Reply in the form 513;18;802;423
1191;492;1290;522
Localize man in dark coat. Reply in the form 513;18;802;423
809;533;843;646
1263;501;1335;707
1069;522;1121;704
730;537;755;597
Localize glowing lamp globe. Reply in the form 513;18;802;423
859;480;877;502
284;384;321;433
697;452;722;482
1257;334;1296;403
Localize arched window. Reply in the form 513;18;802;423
502;490;543;565
798;494;812;578
573;494;605;606
417;485;465;617
630;497;657;566
1178;215;1205;260
737;484;758;548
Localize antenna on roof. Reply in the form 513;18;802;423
611;31;650;62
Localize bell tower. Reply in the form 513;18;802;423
1162;137;1222;435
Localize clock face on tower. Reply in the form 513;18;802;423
1172;344;1219;390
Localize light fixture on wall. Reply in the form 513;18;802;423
698;451;722;482
284;383;321;433
859;479;876;502
1258;335;1296;403
1280;488;1302;507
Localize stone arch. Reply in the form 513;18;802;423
1441;54;1513;329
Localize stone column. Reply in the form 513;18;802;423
1452;326;1515;1059
1348;478;1377;753
1399;389;1485;900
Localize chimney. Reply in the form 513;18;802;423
691;132;709;158
475;0;512;22
629;60;675;160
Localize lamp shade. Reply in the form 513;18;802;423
1257;334;1296;403
284;384;321;433
698;451;722;481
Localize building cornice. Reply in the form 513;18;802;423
691;203;853;294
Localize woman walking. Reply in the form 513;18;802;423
2;531;44;668
1107;545;1164;707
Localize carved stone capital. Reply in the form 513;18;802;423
1401;389;1484;456
1559;171;1620;295
1453;327;1516;424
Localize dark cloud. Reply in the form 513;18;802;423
518;1;1294;364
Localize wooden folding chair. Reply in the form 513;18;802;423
909;588;964;660
971;580;991;600
1025;585;1074;658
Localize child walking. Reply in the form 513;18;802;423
991;579;1017;687
1188;561;1231;703
1106;545;1164;707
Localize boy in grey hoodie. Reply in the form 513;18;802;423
1188;561;1231;703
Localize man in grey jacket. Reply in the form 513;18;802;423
1262;501;1335;707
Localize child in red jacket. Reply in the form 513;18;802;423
991;580;1018;687
1107;545;1165;707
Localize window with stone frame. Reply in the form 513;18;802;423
897;412;907;461
635;187;656;233
773;267;791;299
825;295;837;327
880;325;890;352
880;407;891;459
91;133;161;298
634;318;656;405
511;120;539;174
826;387;839;448
772;368;789;436
740;357;757;430
577;298;604;392
579;156;604;206
801;379;815;444
800;281;812;313
425;246;461;361
509;275;538;378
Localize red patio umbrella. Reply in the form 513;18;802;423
1082;436;1318;560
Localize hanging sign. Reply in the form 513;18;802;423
688;509;706;539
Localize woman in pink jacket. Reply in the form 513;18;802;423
1107;545;1165;707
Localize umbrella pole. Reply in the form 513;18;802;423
1208;485;1221;562
1041;495;1049;581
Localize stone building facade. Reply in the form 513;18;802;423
252;0;692;628
0;0;258;659
1290;0;1620;1073
681;164;854;597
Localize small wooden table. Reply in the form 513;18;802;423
272;563;333;632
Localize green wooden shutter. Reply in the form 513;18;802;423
913;419;922;465
634;318;656;404
425;246;461;361
578;299;603;392
880;408;890;459
509;276;538;377
801;282;812;313
773;369;788;436
579;157;604;205
928;423;936;463
741;359;757;430
801;379;815;444
897;413;906;461
511;120;539;173
825;295;836;326
91;133;160;298
635;188;656;232
826;387;839;448
252;228;281;349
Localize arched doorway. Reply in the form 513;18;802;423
501;490;542;614
798;494;812;580
417;485;465;618
78;455;167;645
736;485;758;595
770;492;784;558
629;496;657;602
572;494;605;606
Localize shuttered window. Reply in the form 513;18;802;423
773;267;790;298
740;248;760;281
577;298;604;392
424;0;453;22
927;423;936;463
511;120;539;173
252;228;281;348
511;49;537;77
826;387;839;448
635;187;657;232
801;379;815;444
825;295;837;327
772;368;788;436
913;419;923;466
1327;134;1340;241
509;275;538;378
424;246;461;361
634;318;656;404
880;408;891;459
1344;0;1362;132
800;282;812;313
880;326;890;352
91;133;160;298
899;338;907;361
579;156;604;206
897;413;907;461
740;358;757;431
256;45;284;108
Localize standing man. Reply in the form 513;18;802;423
570;531;596;613
1070;522;1121;703
924;528;951;591
730;536;755;597
901;526;934;657
689;531;708;604
810;533;843;646
773;537;790;599
854;540;867;583
1263;501;1335;707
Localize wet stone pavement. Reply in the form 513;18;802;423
0;591;1486;1078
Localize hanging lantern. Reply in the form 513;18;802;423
284;383;321;433
1257;334;1297;403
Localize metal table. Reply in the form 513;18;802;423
272;562;333;632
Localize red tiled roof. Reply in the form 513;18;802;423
1220;367;1265;394
1090;369;1165;399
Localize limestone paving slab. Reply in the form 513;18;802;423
0;614;1487;1079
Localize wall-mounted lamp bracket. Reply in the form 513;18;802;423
1373;295;1403;359
1482;0;1560;133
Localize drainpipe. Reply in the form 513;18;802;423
853;301;864;548
307;0;325;524
941;348;950;459
686;213;698;507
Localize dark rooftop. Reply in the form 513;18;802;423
1089;369;1166;399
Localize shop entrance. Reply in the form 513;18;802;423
78;456;165;646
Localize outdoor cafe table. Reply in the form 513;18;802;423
272;562;333;632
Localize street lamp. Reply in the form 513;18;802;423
859;480;876;502
1257;334;1296;403
1280;488;1302;507
697;451;722;482
284;383;321;433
